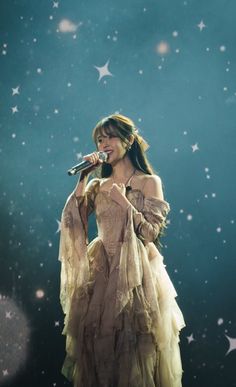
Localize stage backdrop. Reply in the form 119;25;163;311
0;0;235;386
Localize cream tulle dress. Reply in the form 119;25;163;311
58;177;185;387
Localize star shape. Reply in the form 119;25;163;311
11;106;19;114
94;60;113;81
5;311;12;319
2;369;9;376
186;333;195;344
197;20;206;31
56;219;61;233
53;1;59;8
12;86;20;96
225;335;236;355
191;143;199;152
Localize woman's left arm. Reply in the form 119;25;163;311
109;176;170;244
131;176;169;243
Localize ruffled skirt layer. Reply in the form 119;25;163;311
61;238;185;387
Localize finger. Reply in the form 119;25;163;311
83;154;93;162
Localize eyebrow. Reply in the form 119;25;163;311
97;134;109;139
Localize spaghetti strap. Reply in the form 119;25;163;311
127;172;149;192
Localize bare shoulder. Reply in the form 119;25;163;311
141;174;164;200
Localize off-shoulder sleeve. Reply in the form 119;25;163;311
131;197;171;245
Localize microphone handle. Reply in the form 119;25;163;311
67;152;108;176
68;160;91;176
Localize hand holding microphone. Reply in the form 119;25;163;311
67;151;108;176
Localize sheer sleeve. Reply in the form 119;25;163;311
131;197;170;245
74;178;100;245
58;178;100;315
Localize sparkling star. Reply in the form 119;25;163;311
12;86;20;96
2;369;9;376
187;333;195;344
191;143;199;152
55;219;61;233
53;1;59;7
225;335;236;355
197;20;206;31
5;311;12;319
11;106;19;114
94;60;113;81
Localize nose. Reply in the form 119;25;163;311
101;138;110;150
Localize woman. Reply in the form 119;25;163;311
58;114;185;387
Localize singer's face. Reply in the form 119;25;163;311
97;131;127;164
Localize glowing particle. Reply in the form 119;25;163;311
36;289;45;299
155;41;170;55
58;19;78;33
220;45;226;52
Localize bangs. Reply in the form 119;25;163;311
93;122;120;143
92;115;131;147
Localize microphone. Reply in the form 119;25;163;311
67;151;108;176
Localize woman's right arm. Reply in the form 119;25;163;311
73;152;103;198
74;172;90;197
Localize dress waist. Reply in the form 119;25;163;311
101;240;123;257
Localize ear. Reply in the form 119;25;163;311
129;134;135;145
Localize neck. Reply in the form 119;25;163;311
111;155;135;179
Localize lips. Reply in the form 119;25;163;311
104;150;113;158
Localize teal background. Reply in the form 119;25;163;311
0;0;235;386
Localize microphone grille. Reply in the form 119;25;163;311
98;151;108;162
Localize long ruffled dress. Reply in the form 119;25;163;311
58;178;185;387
